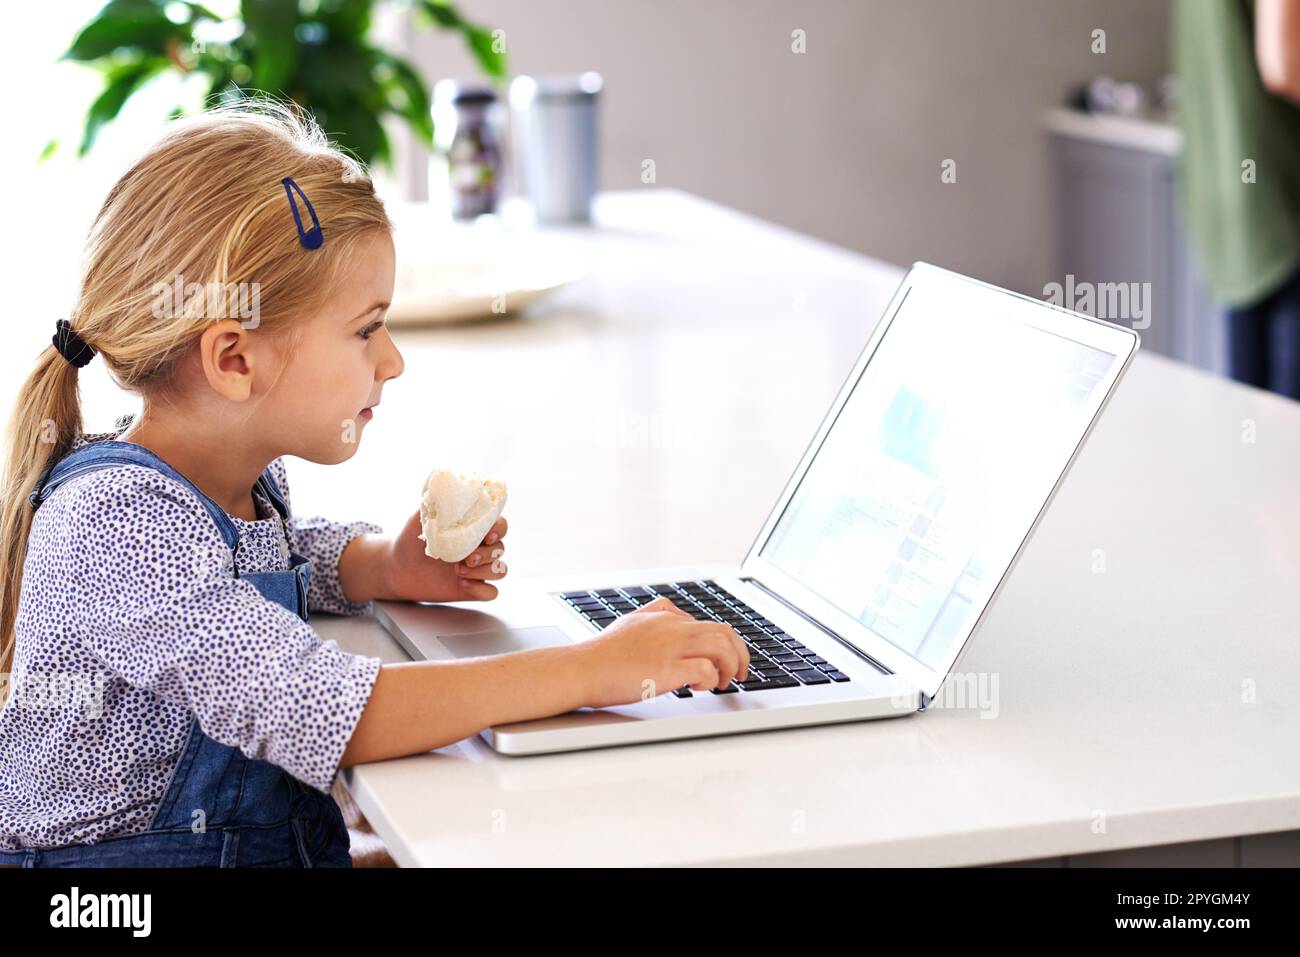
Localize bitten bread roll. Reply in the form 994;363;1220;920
417;468;508;563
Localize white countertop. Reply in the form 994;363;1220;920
307;189;1300;867
1043;106;1183;157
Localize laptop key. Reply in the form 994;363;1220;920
793;670;831;685
748;675;800;690
710;681;740;694
673;686;693;698
827;671;851;682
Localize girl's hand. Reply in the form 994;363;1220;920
571;597;750;708
381;510;509;603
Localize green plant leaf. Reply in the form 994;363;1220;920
240;0;298;95
317;0;375;39
79;57;169;155
417;0;463;31
63;3;188;62
462;24;507;80
297;39;374;103
416;1;507;81
199;57;238;107
375;52;434;146
38;138;59;163
315;100;388;168
179;1;222;20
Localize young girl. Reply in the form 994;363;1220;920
0;103;747;868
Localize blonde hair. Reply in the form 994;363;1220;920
0;100;393;677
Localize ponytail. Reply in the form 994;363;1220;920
0;344;85;680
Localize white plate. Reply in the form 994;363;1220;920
388;215;587;325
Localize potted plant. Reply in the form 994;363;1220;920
54;0;508;169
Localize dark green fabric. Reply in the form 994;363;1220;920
1174;0;1300;307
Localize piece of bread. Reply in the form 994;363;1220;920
418;468;508;563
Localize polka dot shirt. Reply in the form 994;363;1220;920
0;423;383;850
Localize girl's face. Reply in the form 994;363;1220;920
267;229;403;464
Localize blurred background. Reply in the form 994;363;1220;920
400;0;1173;298
7;0;1298;420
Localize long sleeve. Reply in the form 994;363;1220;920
267;457;384;616
65;465;381;793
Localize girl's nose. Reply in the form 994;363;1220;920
378;329;404;381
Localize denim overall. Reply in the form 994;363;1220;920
0;440;352;867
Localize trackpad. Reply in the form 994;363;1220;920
438;626;575;659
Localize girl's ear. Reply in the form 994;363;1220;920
198;319;256;402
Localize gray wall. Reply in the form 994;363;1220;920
403;0;1171;297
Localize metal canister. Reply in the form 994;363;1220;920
509;72;603;223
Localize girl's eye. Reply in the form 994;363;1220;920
357;320;383;340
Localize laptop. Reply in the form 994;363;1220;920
374;262;1140;755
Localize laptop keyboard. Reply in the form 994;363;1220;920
559;580;850;697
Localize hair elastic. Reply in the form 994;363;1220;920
52;319;96;368
281;176;324;250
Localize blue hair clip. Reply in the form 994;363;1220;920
281;176;324;249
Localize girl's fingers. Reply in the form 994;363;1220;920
484;515;508;545
679;628;741;689
718;623;750;679
462;580;499;600
638;596;692;619
461;543;505;570
681;659;720;693
459;546;506;580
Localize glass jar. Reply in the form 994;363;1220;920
435;82;503;220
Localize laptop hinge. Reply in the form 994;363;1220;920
741;576;893;677
918;692;933;712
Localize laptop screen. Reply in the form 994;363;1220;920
758;289;1118;674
